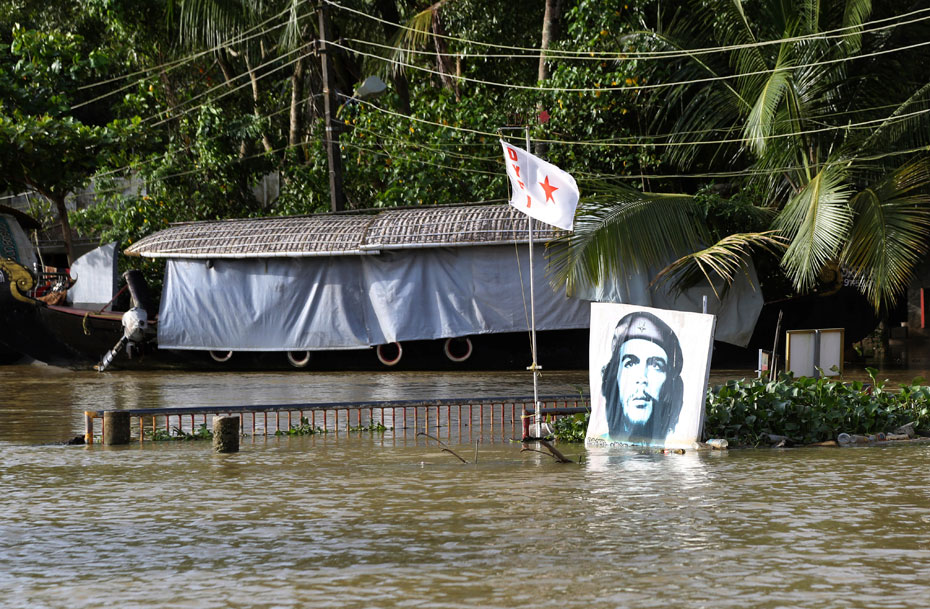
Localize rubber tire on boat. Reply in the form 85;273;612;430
287;350;312;368
443;337;473;363
209;350;233;363
376;342;403;367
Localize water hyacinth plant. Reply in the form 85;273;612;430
553;370;930;447
151;423;214;442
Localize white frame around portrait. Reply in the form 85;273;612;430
586;302;716;449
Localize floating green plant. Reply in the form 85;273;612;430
150;423;214;442
552;370;930;447
347;422;390;433
275;416;328;436
550;411;589;443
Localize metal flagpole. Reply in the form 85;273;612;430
525;127;542;439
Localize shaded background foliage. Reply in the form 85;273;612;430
2;0;930;315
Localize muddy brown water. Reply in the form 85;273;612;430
3;363;930;608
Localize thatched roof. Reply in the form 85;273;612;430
125;204;564;259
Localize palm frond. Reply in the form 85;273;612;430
743;44;794;155
775;163;854;291
547;186;708;296
840;0;872;54
175;0;249;49
639;30;749;168
857;81;930;155
653;231;787;299
387;1;451;76
279;0;305;52
841;157;930;310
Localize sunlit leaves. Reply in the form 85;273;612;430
654;231;786;298
548;185;707;296
775;164;854;291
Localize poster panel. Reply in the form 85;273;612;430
586;303;716;449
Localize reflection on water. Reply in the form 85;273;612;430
3;364;930;608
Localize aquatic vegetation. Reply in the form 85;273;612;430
550;411;589;443
552;370;930;447
706;370;930;447
347;422;390;433
151;424;213;442
275;417;328;436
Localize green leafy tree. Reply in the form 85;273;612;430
557;0;930;311
0;22;137;263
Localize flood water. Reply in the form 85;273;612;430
3;363;930;608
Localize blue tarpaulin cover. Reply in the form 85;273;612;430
157;244;761;350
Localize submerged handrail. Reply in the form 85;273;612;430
85;394;591;445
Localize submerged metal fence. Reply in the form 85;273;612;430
85;395;590;445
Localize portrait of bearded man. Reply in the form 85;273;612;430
599;311;684;445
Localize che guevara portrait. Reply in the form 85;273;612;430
586;303;716;449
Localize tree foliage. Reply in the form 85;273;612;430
2;0;929;312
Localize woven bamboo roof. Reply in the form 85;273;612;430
125;204;564;259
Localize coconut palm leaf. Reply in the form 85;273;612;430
744;44;794;155
653;231;787;299
841;158;930;309
280;0;307;52
840;0;873;54
387;0;451;76
171;0;258;49
858;81;930;155
775;163;854;291
639;31;749;168
547;186;708;296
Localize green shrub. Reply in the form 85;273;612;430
552;370;930;447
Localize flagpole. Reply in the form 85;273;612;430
525;126;542;439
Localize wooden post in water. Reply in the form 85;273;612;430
103;411;131;445
212;415;240;453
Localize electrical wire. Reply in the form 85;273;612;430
347;95;930;149
76;0;311;92
344;8;930;63
325;0;930;60
340;140;502;176
70;21;293;112
146;46;313;127
332;37;930;95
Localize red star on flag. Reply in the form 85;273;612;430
539;176;559;202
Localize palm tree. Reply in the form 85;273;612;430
555;0;930;312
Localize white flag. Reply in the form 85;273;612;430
500;139;579;231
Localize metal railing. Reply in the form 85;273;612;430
85;395;591;445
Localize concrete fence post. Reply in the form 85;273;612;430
213;415;240;453
103;411;131;445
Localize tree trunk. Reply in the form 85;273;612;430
243;54;275;154
538;0;561;82
289;51;306;162
215;49;252;157
535;0;561;156
51;193;75;266
431;14;459;100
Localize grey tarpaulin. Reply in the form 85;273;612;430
156;244;761;350
67;242;118;310
578;262;763;347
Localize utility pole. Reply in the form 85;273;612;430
318;1;345;212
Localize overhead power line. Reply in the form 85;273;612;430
332;37;930;95
347;95;930;150
75;0;311;94
325;0;930;60
343;10;930;63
